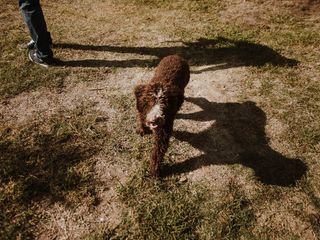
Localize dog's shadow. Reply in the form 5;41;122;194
163;97;307;186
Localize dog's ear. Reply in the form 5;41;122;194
134;84;147;98
134;84;148;112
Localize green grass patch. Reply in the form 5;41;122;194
99;174;256;239
0;63;69;99
115;177;203;239
198;180;256;240
0;104;108;239
116;0;224;12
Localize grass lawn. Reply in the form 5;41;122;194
0;0;319;239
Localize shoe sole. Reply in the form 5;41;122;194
28;52;49;68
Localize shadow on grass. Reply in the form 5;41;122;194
163;97;307;187
54;37;298;70
0;127;98;203
0;125;99;238
0;107;106;238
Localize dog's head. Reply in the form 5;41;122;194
134;84;166;130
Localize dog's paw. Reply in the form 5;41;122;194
136;127;152;136
149;167;160;178
136;128;145;136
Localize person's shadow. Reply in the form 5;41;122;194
55;37;298;70
162;97;307;186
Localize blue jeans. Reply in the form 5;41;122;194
19;0;53;60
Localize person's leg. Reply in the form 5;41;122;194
19;0;53;61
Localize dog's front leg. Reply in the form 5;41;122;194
136;114;152;136
149;120;173;177
134;84;152;136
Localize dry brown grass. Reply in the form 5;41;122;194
1;0;319;239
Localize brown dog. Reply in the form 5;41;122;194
134;55;190;177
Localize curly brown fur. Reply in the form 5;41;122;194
134;55;190;177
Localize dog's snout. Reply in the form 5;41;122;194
146;103;164;127
146;116;164;130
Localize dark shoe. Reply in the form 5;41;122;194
19;39;35;50
28;49;54;68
